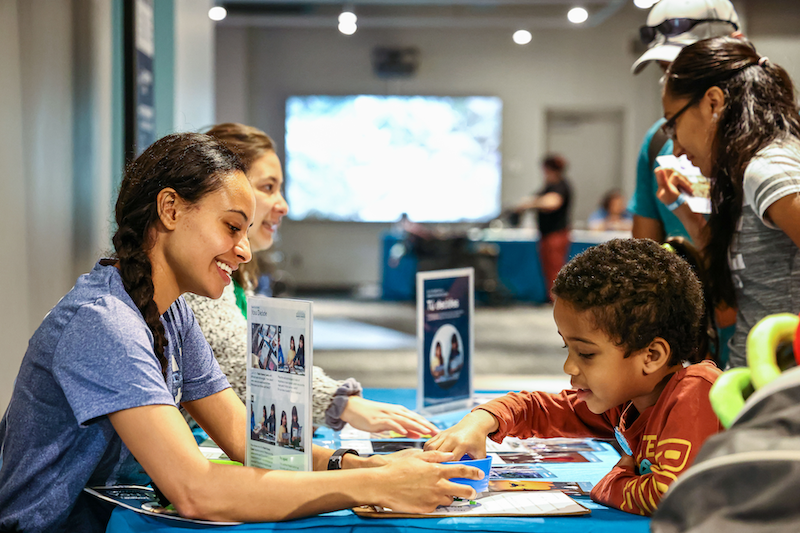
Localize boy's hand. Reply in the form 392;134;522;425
423;410;499;460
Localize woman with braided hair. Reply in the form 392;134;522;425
656;36;800;368
0;133;481;532
186;122;438;437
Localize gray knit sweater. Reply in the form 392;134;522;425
184;284;349;427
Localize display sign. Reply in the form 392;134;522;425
246;296;313;472
124;0;156;161
417;268;474;414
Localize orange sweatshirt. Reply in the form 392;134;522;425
477;361;722;516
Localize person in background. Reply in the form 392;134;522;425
275;332;285;367
278;411;289;446
267;403;277;436
0;133;481;531
448;334;463;376
251;405;258;439
513;154;573;299
184;123;438;437
432;342;445;381
291;406;302;448
587;189;633;232
295;334;305;369
656;37;800;368
287;336;297;372
629;0;741;243
425;239;722;516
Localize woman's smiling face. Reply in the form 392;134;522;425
247;151;288;252
163;170;255;301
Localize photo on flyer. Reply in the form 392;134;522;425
417;268;474;414
246;296;313;472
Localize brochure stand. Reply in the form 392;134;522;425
246;296;313;472
417;267;474;415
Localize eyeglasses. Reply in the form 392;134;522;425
640;18;739;45
661;98;698;141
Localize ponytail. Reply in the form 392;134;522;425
665;36;800;308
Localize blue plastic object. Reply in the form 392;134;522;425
443;455;491;493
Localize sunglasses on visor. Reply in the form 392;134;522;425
639;18;739;45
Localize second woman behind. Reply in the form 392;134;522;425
184;123;437;436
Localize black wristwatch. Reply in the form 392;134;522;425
327;448;359;470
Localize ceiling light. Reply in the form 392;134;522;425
567;7;589;24
339;11;357;26
208;6;227;21
338;8;357;35
512;30;532;45
339;22;357;35
633;0;659;8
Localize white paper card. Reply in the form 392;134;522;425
246;296;313;472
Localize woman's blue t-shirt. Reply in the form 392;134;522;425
0;262;230;533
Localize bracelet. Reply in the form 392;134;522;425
327;448;360;470
324;378;363;431
666;193;688;212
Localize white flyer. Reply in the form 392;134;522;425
245;296;313;472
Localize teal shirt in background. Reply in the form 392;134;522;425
628;119;691;241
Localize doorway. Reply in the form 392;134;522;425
545;109;624;225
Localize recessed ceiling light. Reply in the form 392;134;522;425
339;11;357;25
513;30;532;45
339;22;357;35
567;7;589;24
208;6;227;21
633;0;659;8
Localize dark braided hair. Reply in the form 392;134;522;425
111;132;245;376
664;36;800;308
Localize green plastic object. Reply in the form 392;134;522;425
746;313;799;390
209;459;243;466
709;367;752;429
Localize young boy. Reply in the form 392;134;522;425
424;238;722;516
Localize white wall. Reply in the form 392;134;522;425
215;3;664;288
0;0;86;412
0;0;33;413
73;0;115;276
174;0;215;132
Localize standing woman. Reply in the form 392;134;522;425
185;123;437;436
656;36;800;367
0;133;480;531
278;411;289;446
513;154;573;299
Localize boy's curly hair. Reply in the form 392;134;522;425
551;239;704;365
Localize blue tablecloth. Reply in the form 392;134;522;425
106;389;650;533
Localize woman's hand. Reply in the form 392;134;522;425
423;410;498;460
374;450;483;513
340;397;439;438
655;167;694;206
